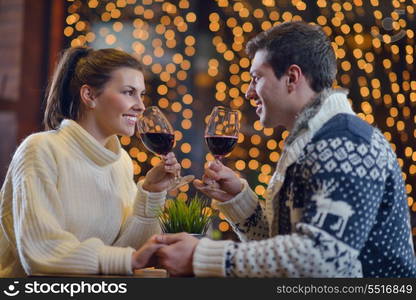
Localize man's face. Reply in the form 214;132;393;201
245;49;292;129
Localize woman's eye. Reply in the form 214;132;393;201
124;90;134;96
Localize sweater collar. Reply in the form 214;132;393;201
278;88;354;172
286;88;352;145
278;89;355;169
59;119;122;166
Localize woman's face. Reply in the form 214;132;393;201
91;67;145;139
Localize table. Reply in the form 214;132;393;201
31;268;168;278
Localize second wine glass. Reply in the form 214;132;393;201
137;106;194;191
205;106;240;161
203;106;240;191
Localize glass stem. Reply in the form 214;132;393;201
174;169;181;183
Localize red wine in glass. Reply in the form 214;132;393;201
137;106;194;191
140;132;175;156
205;135;238;159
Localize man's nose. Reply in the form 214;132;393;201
245;83;256;100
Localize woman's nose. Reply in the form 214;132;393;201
138;99;145;112
133;99;145;114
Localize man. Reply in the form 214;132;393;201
155;21;416;277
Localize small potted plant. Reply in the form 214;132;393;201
158;194;214;238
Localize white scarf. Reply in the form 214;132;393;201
265;89;356;234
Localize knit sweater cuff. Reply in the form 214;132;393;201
98;246;135;275
133;180;167;218
193;238;232;277
215;179;258;223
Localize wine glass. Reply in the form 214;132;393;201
204;106;240;190
137;106;194;191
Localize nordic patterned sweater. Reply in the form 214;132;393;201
192;89;416;277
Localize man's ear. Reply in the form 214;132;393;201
286;64;302;93
80;84;97;109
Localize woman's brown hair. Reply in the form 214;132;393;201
44;47;143;130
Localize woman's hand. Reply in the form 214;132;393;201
193;160;243;202
131;235;165;270
142;152;180;192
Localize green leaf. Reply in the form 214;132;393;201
157;193;214;234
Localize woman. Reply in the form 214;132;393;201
0;47;178;276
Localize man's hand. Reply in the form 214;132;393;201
131;235;165;270
142;152;180;192
193;160;243;202
155;232;200;277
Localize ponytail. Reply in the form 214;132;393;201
43;47;143;130
44;47;91;130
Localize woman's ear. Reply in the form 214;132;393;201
80;84;96;109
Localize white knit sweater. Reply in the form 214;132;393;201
0;119;166;277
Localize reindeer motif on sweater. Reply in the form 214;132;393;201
310;179;354;238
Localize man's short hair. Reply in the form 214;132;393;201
246;21;337;93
